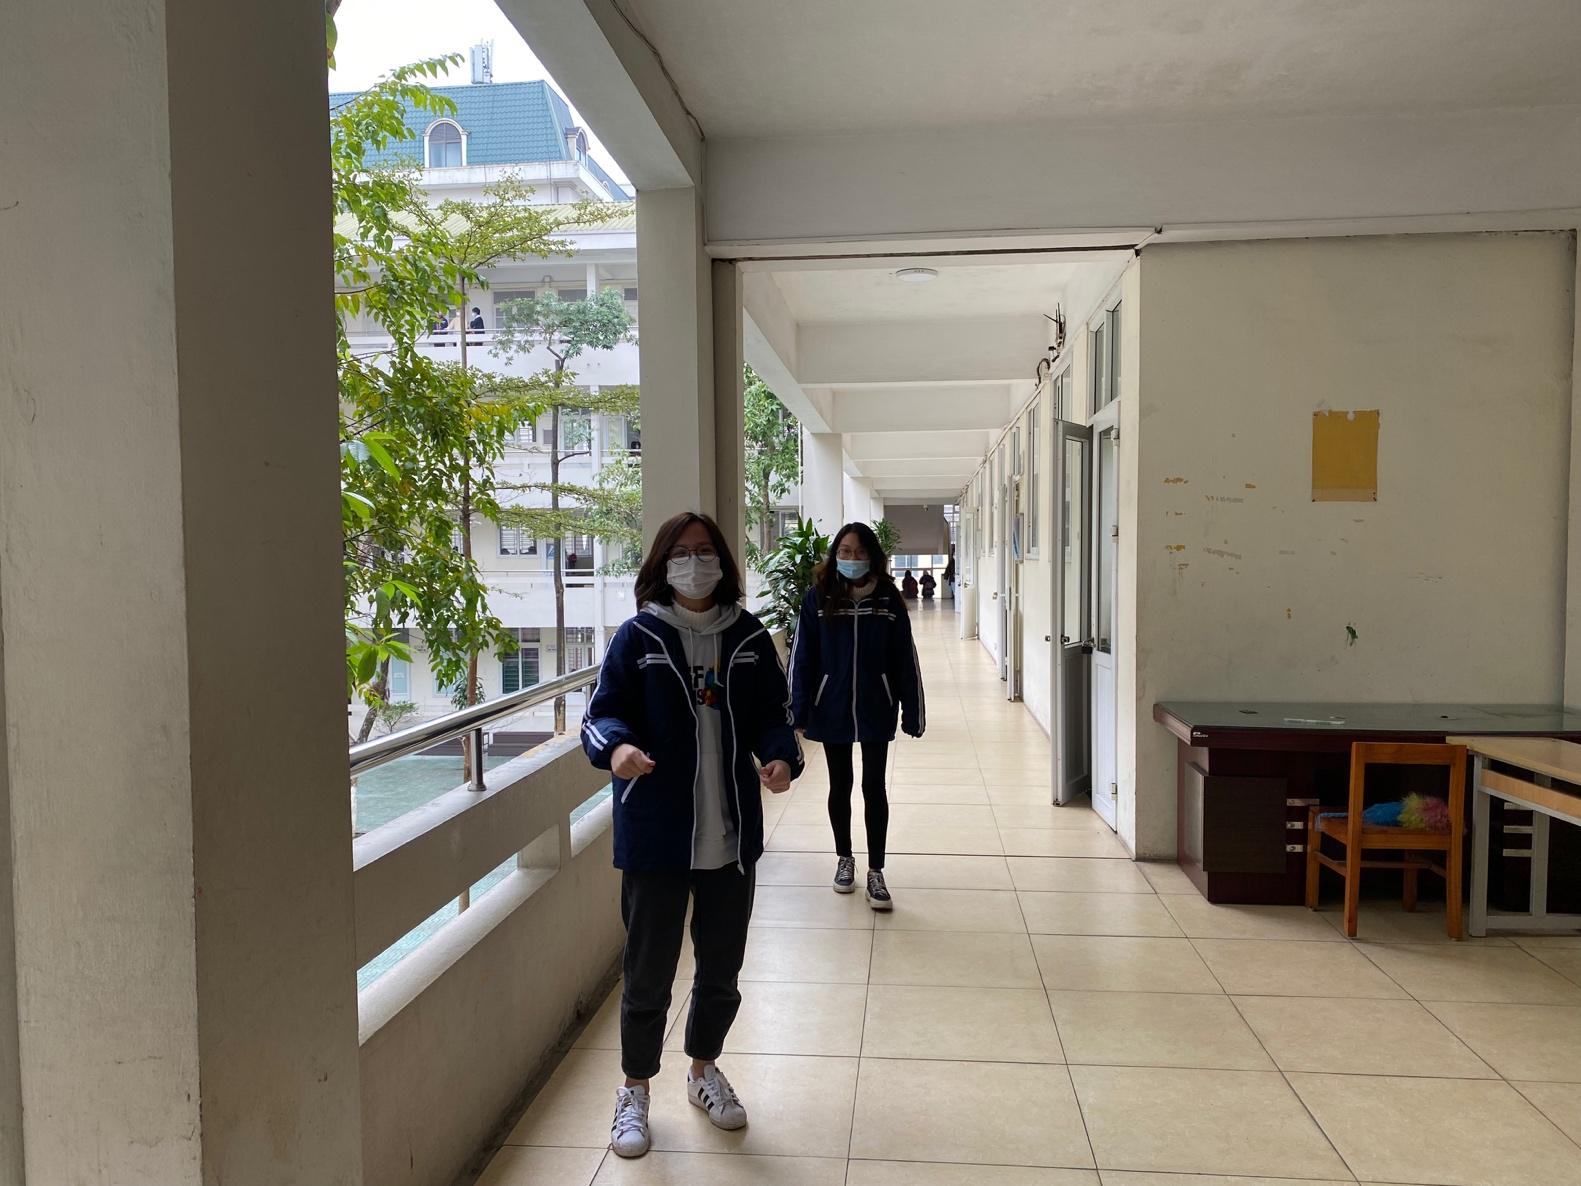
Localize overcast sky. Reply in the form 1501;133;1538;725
328;0;631;186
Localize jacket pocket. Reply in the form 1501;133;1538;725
880;674;893;704
813;673;830;706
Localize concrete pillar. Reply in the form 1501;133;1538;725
712;261;746;562
1565;242;1581;707
0;2;363;1183
638;187;716;546
804;431;845;536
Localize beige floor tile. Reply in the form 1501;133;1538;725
1032;935;1222;994
885;824;1006;855
507;1047;632;1148
1002;829;1129;858
886;782;990;804
1514;933;1581;949
864;984;1064;1062
577;981;690;1050
478;1146;606;1186
1193;939;1407;998
751;884;874;930
592;1152;846;1185
738;926;873;984
766;823;856;853
888;803;998;829
1322;902;1511;945
666;981;866;1057
873;887;1027;932
1100;1176;1352;1186
852;1058;1093;1168
988;783;1075;807
847;1162;1097;1185
649;1053;858;1159
1008;857;1154;894
1533;947;1581;985
1019;892;1184;937
1159;896;1346;942
1071;1066;1348;1179
754;851;858;886
1290;1072;1581;1186
880;853;1014;889
1424;1001;1581;1081
994;804;1113;831
1135;861;1201;894
1051;991;1271;1070
1359;943;1581;1004
1236;995;1495;1077
1513;1080;1581;1144
871;928;1042;988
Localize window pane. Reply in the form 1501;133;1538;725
1027;405;1040;554
1109;304;1122;401
1092;323;1109;411
494;290;535;329
1063;438;1085;644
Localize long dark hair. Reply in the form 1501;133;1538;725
813;521;894;609
633;511;745;608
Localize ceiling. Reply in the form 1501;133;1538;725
773;261;1087;324
621;0;1581;139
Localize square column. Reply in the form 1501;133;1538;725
803;430;846;537
0;1;363;1182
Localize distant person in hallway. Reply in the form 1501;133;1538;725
920;570;937;600
901;570;919;600
581;512;803;1159
790;522;926;911
942;551;955;599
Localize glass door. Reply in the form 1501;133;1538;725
1090;413;1121;831
1051;421;1092;805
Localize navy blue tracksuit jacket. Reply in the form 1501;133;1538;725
581;607;804;872
788;584;925;745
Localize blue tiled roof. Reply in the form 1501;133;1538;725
328;79;630;199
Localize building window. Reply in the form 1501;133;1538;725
502;628;541;695
557;288;587;303
387;628;411;699
564;527;594;572
1054;365;1073;421
426;120;464;168
1092;303;1121;411
493;289;535;330
565;626;596;672
775;509;799;541
510;421;536;448
623;287;638;302
499;525;536;556
1027;401;1041;557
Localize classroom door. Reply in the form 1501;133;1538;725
1051;421;1092;805
1090;413;1121;830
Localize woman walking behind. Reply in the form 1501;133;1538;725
581;512;802;1159
789;522;925;910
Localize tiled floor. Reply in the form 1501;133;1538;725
482;602;1581;1186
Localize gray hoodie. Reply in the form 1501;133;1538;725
642;600;743;869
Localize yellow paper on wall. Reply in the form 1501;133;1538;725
1312;410;1379;502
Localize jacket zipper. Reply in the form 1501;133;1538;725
881;673;892;704
620;772;642;803
851;595;863;737
724;629;765;875
631;622;700;866
813;673;829;705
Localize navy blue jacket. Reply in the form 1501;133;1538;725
789;583;925;744
581;607;804;873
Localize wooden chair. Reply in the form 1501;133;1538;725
1305;742;1466;939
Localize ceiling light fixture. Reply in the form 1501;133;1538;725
894;267;938;283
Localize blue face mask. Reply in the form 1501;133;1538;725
836;558;870;581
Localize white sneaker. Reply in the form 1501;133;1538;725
687;1064;748;1131
611;1084;651;1158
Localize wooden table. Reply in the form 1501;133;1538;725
1153;702;1581;905
1449;735;1581;938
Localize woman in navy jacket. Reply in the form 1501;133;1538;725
581;511;802;1160
789;521;925;910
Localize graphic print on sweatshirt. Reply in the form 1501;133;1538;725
690;664;723;710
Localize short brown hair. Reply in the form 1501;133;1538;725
634;512;745;608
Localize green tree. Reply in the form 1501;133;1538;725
873;519;902;567
333;60;619;746
743;366;802;568
494;290;637;729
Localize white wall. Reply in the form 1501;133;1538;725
1125;232;1577;858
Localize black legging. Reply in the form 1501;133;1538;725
825;740;890;869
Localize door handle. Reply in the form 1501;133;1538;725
1045;635;1052;642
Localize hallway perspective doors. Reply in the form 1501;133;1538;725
1052;420;1092;805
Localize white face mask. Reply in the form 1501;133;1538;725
667;555;723;600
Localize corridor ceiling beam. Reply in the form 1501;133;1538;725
497;0;701;189
797;318;1049;387
826;386;1021;435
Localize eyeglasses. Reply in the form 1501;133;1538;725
668;546;719;562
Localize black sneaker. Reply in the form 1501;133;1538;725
866;869;893;911
833;856;856;894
